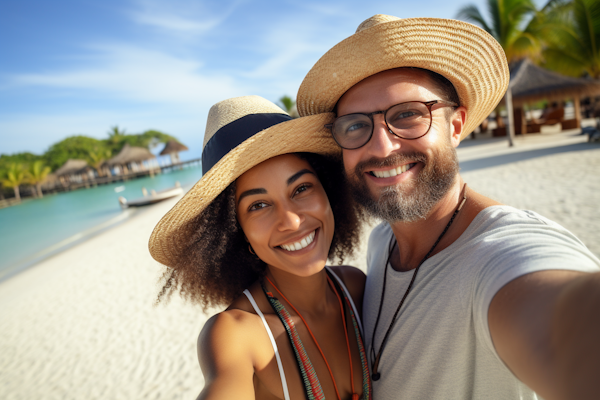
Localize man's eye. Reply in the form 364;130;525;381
392;110;419;120
347;122;369;132
249;202;268;211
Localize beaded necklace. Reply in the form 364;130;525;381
263;269;372;400
370;183;468;381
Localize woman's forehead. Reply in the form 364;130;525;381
235;154;314;192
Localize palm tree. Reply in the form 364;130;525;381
542;0;600;78
0;163;27;201
456;0;548;62
278;96;299;118
107;125;127;152
27;160;51;198
87;147;112;177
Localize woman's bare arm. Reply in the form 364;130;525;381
197;311;256;400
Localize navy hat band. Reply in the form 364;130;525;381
201;113;292;173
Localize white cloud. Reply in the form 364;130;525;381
128;0;243;35
9;43;247;106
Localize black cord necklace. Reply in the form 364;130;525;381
370;183;468;381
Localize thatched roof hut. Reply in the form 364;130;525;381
108;143;156;166
510;59;600;106
501;59;600;144
159;140;189;155
159;140;188;164
55;159;90;176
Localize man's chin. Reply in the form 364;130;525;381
362;191;434;223
348;150;459;223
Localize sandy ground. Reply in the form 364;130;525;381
1;131;598;399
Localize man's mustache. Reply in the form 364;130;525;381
354;152;429;176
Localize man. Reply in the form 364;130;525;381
296;15;600;399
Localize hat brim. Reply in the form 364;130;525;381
297;18;509;140
149;112;338;267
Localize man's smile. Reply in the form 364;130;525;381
368;163;417;178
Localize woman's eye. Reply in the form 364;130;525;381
294;183;311;196
248;202;268;211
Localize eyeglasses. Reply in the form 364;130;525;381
325;100;458;150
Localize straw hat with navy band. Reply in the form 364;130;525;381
296;14;510;140
149;95;337;268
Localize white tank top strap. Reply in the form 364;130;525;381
243;289;290;400
325;266;364;336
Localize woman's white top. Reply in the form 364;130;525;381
242;266;363;400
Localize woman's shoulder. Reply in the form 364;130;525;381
198;285;272;368
203;284;263;333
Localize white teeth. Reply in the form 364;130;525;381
281;230;316;252
372;163;412;178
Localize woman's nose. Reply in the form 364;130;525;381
278;207;303;231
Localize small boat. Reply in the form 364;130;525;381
118;182;183;208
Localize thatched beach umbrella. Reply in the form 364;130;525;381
504;59;600;144
510;59;600;106
108;143;156;174
159;140;189;164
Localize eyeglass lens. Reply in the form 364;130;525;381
332;101;433;149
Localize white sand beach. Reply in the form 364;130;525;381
1;132;599;400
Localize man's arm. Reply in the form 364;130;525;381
488;270;600;400
196;312;255;400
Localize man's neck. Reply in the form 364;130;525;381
388;177;493;272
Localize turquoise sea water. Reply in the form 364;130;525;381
0;165;203;280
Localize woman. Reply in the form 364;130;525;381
149;96;371;400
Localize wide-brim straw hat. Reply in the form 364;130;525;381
149;95;337;267
297;14;510;140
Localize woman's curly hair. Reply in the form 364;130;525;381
156;152;365;310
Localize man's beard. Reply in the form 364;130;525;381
346;140;459;223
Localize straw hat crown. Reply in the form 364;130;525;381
296;14;510;140
204;95;287;147
355;14;399;32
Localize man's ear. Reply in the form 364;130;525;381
450;106;467;147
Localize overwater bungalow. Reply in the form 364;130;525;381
107;143;159;175
54;159;94;186
159;140;189;165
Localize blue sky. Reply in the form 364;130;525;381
0;0;543;160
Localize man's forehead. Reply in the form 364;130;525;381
337;68;440;113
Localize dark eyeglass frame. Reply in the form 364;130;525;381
325;100;459;150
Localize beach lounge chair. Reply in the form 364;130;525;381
526;105;564;133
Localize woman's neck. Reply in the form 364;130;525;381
264;266;335;317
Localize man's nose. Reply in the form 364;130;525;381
366;114;402;157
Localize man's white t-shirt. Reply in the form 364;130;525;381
363;205;600;399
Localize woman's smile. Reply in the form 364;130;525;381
279;228;318;252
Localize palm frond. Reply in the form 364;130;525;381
456;4;494;34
